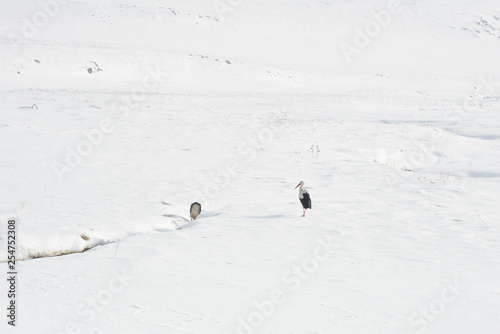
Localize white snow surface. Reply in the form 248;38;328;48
1;0;500;333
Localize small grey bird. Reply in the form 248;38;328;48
190;202;201;221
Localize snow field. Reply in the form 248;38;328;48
1;0;500;333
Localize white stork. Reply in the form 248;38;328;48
190;202;201;221
294;181;312;217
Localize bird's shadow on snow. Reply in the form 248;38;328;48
159;218;199;231
201;211;221;218
176;220;198;230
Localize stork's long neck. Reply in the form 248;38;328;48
298;184;306;197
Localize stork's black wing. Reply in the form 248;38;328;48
300;193;312;209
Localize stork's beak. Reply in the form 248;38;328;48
294;183;300;189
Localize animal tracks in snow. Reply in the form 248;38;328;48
455;13;500;39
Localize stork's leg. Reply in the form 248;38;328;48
302;208;306;217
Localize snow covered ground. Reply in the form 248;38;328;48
1;0;500;333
